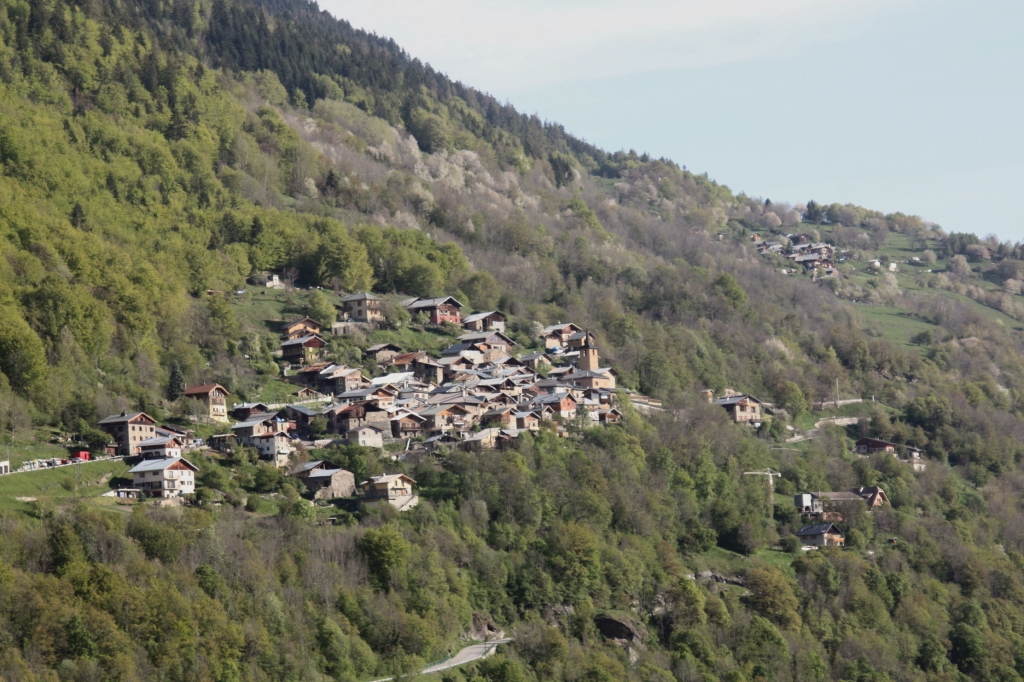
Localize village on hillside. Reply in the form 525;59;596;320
2;294;927;539
79;296;669;510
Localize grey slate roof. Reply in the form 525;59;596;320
281;334;324;347
291;460;326;475
128;457;198;474
98;411;151;425
462;311;500;324
714;394;761;406
796;523;843;536
403;296;464;310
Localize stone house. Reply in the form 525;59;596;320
98;411;158;457
302;467;356;500
346;424;384;448
391;412;426;438
365;343;403;365
462;311;506;333
339;293;384;323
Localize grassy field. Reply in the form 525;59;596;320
0;459;130;513
231;288;339;333
250;378;311;404
686;546;796;578
367;325;460;354
856;305;939;349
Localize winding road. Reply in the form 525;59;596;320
370;639;513;681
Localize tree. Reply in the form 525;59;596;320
361;525;410;591
678;524;717;553
0;310;48;394
950;623;986;673
921;249;937;264
381;300;410;329
947;254;971;279
761;212;782;230
910;330;934;346
459;271;501;311
69;202;87;229
128;511;186;563
167;362;186;401
714;273;748;308
310;415;328;436
670;577;707;626
408;108;452;153
745;567;801;628
206;296;239;340
66;614;99;658
316;224;374;291
804;200;824;223
778;381;807;419
306;290;336;327
253;464;284;493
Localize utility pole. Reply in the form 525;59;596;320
743;468;783;508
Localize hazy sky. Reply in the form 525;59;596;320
319;0;1023;241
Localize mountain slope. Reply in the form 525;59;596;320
3;1;1024;681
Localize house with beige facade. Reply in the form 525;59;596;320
137;436;182;460
127;457;198;499
183;383;230;423
340;293;384;323
359;473;418;511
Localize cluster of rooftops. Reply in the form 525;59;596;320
224;321;631;460
752;233;841;278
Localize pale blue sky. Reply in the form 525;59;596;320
321;0;1023;241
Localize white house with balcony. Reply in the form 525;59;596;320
127;457;198;499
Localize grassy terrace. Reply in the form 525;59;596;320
0;459;130;513
688;546;796;579
0;428;81;471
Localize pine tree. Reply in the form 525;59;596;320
69;202;86;229
167;362;185;401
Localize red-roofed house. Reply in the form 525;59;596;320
184;383;230;423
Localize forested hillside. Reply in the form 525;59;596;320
4;0;1024;680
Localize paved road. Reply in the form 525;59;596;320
370;639;512;681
